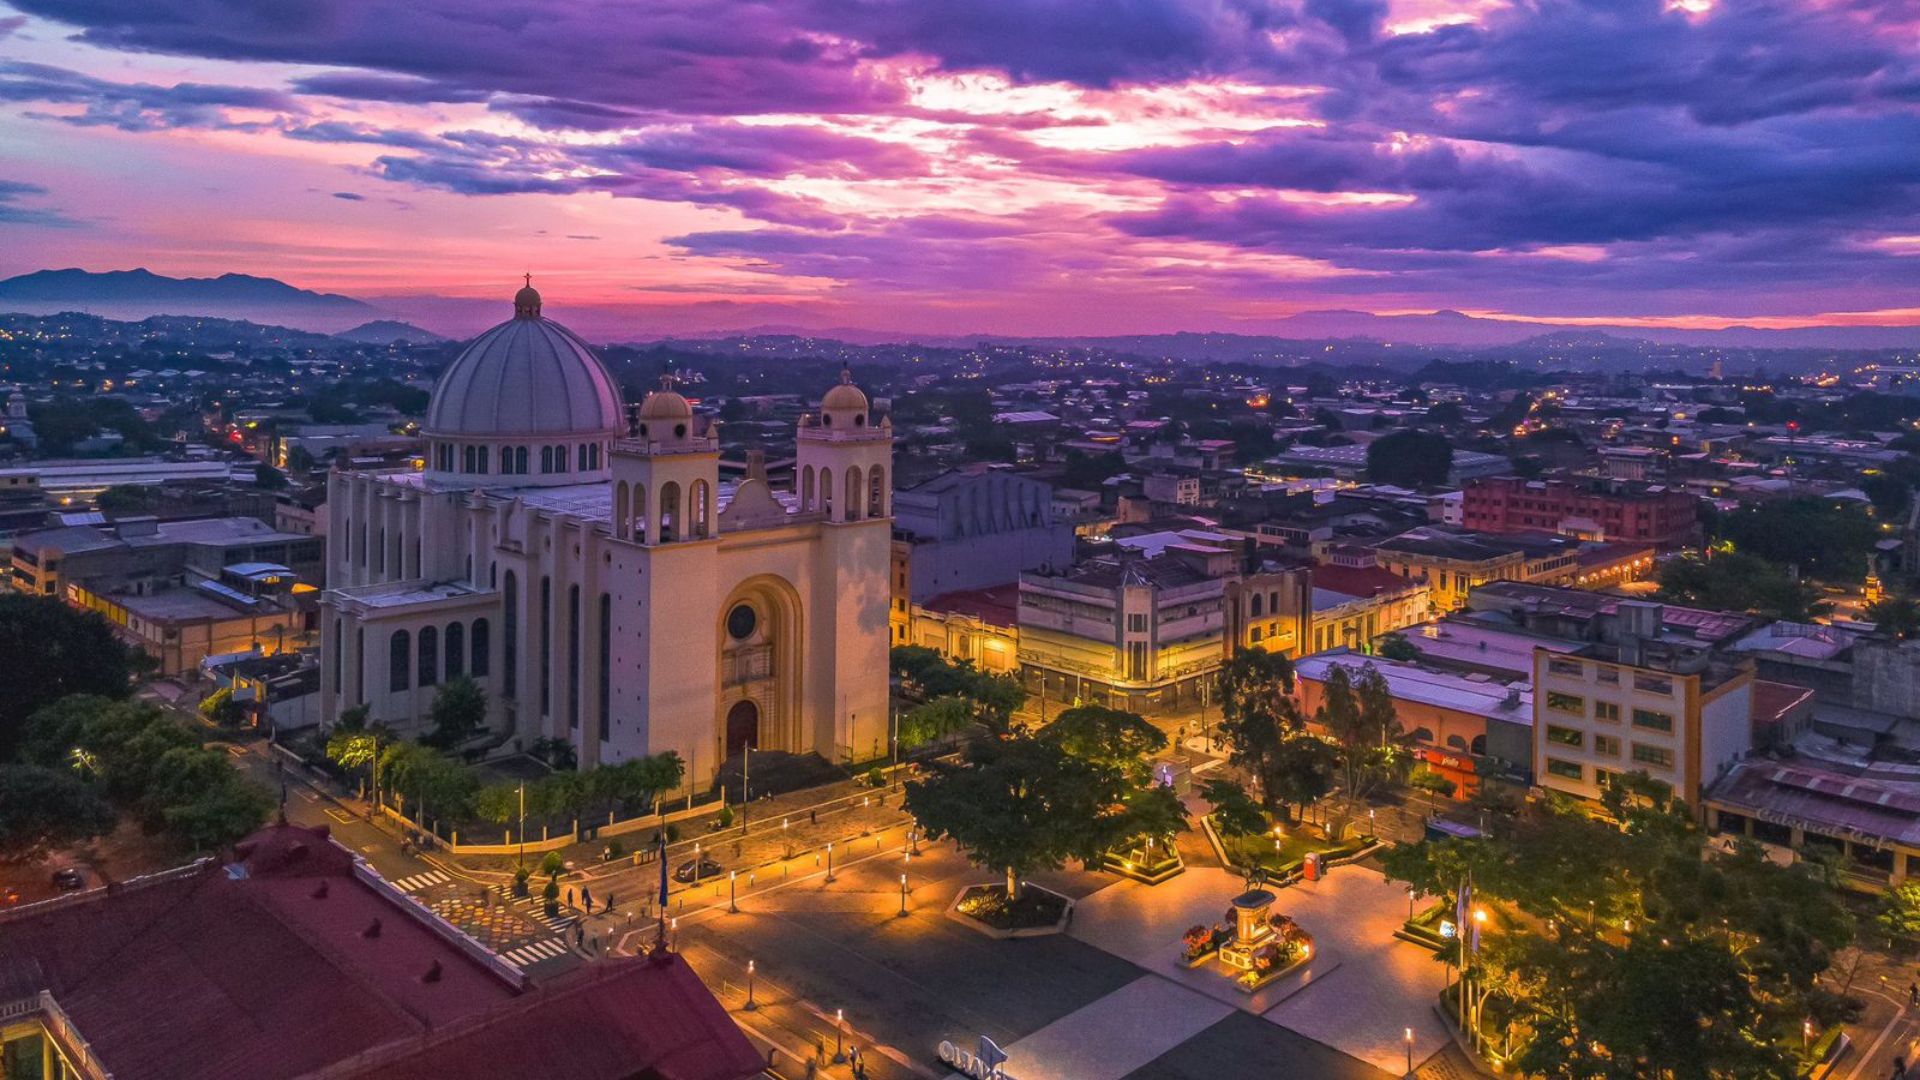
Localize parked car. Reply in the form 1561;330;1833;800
51;868;86;891
672;855;723;883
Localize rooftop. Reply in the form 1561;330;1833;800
1296;650;1532;724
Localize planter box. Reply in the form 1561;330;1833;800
1235;954;1307;994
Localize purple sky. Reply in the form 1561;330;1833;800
0;0;1917;336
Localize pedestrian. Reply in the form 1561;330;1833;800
1894;1054;1907;1080
575;924;584;948
566;887;574;908
582;885;593;911
810;808;817;825
1909;981;1918;1008
605;892;615;913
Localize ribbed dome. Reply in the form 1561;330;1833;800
822;381;868;412
637;388;693;420
424;310;623;438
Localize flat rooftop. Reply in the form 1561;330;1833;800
1296;650;1532;725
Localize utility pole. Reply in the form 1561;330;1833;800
517;782;526;868
741;745;750;834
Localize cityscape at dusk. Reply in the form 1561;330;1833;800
3;3;1920;1080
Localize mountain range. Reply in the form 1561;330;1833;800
2;268;1916;351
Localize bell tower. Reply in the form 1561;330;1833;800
794;366;892;523
610;375;720;545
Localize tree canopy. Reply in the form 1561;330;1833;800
0;764;117;862
0;595;138;759
1366;430;1455;487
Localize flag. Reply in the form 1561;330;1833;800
1456;877;1473;953
657;830;670;908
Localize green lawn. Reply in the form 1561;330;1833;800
1217;824;1371;875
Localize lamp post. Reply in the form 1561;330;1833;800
1404;1027;1413;1077
729;870;738;914
516;781;526;868
826;841;836;883
834;1009;847;1064
898;872;909;917
1407;887;1416;922
693;842;702;887
745;960;757;1011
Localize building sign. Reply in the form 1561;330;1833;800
939;1035;1014;1080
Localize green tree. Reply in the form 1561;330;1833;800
904;734;1126;901
95;484;158;515
1867;592;1920;640
1266;733;1339;821
198;687;246;727
378;742;478;823
898;696;977;749
1717;497;1877;581
1200;777;1268;839
1862;472;1913;519
0;764;117;862
1218;649;1296;731
1313;662;1405;805
425;676;488;747
1658;551;1824;620
254;462;288;490
889;646;1025;729
1061;449;1126;490
0;595;138;759
1038;705;1167;780
1875;880;1920;946
160;771;273;852
1376;633;1419;662
1366;430;1454;487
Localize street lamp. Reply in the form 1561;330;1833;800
1404;1027;1413;1077
729;870;738;914
1407;887;1416;922
745;960;757;1011
826;841;836;883
898;872;908;917
834;1009;847;1064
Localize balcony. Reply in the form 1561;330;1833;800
723;644;773;687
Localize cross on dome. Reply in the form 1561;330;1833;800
513;275;542;319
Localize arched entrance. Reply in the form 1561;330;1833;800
725;699;760;758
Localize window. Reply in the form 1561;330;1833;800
1595;701;1621;723
567;585;581;730
578;444;589;471
1594;734;1621;757
540;576;552;715
1596;666;1619;685
446;622;465;678
1546;725;1583;747
541;446;554;473
1545;691;1584;715
1251;594;1264;617
728;604;758;640
515;447;529;474
418;625;439;687
1547;658;1585;678
471;618;490;678
1127;613;1147;633
1633;673;1673;695
1546;758;1583;781
598;593;612;740
1632;743;1675;768
389;630;411;693
1631;708;1673;733
1250;626;1263;643
502;573;517;697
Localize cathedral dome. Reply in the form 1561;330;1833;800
423;281;623;439
821;367;868;413
637;385;693;421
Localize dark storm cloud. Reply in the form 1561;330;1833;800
0;60;298;131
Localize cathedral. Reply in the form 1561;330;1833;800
318;282;894;782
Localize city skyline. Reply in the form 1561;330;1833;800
1;0;1917;337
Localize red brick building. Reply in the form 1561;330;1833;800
1462;477;1699;546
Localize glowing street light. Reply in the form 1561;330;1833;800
834;1009;847;1063
729;870;739;913
899;872;909;917
826;841;836;883
745;960;757;1011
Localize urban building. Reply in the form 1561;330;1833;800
1305;560;1429;655
1295;651;1533;797
320;284;893;777
1530;602;1755;806
0;822;763;1080
892;466;1073;602
1462;477;1699;546
907;584;1020;674
1267;443;1512;485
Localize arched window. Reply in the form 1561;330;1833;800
597;593;611;740
389;630;411;693
589;443;600;470
868;465;885;518
1470;734;1487;756
515;446;529;474
476;446;487;474
659;482;681;542
567;584;581;730
847;467;864;521
419;625;439;687
1251;593;1264;617
331;617;342;693
377;527;387;574
499;446;512;473
472;618;491;678
820;468;833;517
501;574;517;696
691;479;711;538
446;621;465;678
462;446;473;472
801;465;815;511
577;444;588;471
539;575;552;714
541;446;554;473
631;482;647;540
614;482;630;539
1268;591;1280;614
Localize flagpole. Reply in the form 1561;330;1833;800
656;829;670;952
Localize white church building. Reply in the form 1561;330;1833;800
319;282;894;782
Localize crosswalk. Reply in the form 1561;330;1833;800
389;869;451;893
501;938;571;968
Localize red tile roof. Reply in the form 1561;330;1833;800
922;584;1020;628
0;823;761;1080
1310;563;1418;600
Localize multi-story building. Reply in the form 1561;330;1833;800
1531;602;1754;807
1017;544;1312;714
1462;476;1699;546
1304;560;1430;655
907;584;1020;674
893;465;1074;602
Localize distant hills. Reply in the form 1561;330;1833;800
2;267;1916;351
0;268;380;332
333;319;447;345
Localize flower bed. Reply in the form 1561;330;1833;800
1180;923;1231;967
